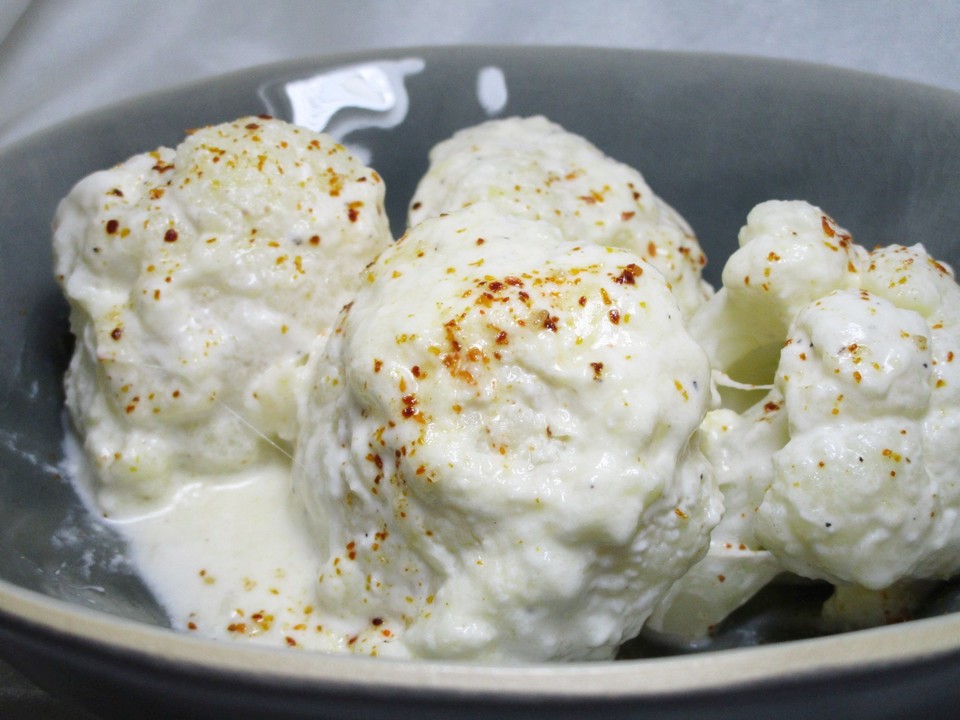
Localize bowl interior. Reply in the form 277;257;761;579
2;45;960;664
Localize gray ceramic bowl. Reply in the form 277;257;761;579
2;47;960;720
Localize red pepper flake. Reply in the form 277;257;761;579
373;359;383;373
821;216;836;237
621;211;636;221
401;394;419;418
187;622;197;630
411;365;422;378
411;201;422;210
475;292;494;308
614;263;643;285
539;311;560;332
347;201;364;223
108;188;124;197
245;122;261;130
929;258;950;275
496;330;509;345
309;235;321;246
110;327;123;341
578;296;587;306
164;228;179;243
444;321;462;352
505;276;523;287
105;219;119;235
590;362;604;381
476;237;485;245
285;636;298;647
608;308;621;324
372;617;384;626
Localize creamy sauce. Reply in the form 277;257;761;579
64;433;345;651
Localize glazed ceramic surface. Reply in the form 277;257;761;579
2;47;960;719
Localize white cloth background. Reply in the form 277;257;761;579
0;1;958;716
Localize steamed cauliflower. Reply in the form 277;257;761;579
645;400;784;644
407;116;712;318
54;107;960;660
653;199;960;642
293;203;721;661
54;116;391;514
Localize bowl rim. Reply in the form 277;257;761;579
1;43;959;160
3;44;960;701
3;577;960;698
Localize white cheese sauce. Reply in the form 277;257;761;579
63;431;346;651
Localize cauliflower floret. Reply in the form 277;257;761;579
689;200;867;384
54;117;391;514
408;116;712;319
757;251;960;588
293;203;721;661
652;199;960;642
645;402;784;644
